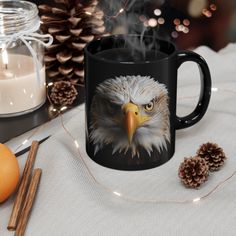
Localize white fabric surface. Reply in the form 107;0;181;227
1;44;236;236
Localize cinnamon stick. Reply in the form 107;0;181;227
8;141;39;231
15;169;42;236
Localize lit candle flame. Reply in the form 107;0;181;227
1;45;8;69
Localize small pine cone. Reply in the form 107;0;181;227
49;81;78;106
197;142;226;171
178;156;209;189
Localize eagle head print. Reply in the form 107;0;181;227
89;75;170;157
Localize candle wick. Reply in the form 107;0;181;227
5;64;8;70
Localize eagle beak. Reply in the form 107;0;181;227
123;103;149;144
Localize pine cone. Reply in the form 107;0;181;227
39;0;106;84
178;156;209;189
197;142;226;171
49;81;78;106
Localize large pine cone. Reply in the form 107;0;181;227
197;142;226;171
39;0;106;84
178;156;209;189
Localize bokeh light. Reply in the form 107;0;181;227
177;24;185;31
183;27;189;34
154;9;162;16
202;9;212;18
157;17;165;25
143;20;149;27
210;4;217;11
174;18;180;25
183;19;190;26
148;18;158;27
171;31;179;38
139;15;147;22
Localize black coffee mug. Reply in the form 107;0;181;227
84;35;211;171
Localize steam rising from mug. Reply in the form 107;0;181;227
101;0;166;61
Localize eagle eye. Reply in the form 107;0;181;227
144;101;154;111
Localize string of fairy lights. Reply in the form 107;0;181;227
11;0;231;205
13;87;236;204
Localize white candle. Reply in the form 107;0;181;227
0;54;46;116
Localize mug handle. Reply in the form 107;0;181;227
175;50;212;130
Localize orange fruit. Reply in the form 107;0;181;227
0;143;20;203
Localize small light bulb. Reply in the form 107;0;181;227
22;139;28;145
119;8;124;13
74;140;79;148
193;197;201;203
113;191;122;197
212;87;218;92
60;106;68;111
47;82;53;87
85;11;92;16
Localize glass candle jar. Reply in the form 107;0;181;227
0;0;52;117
